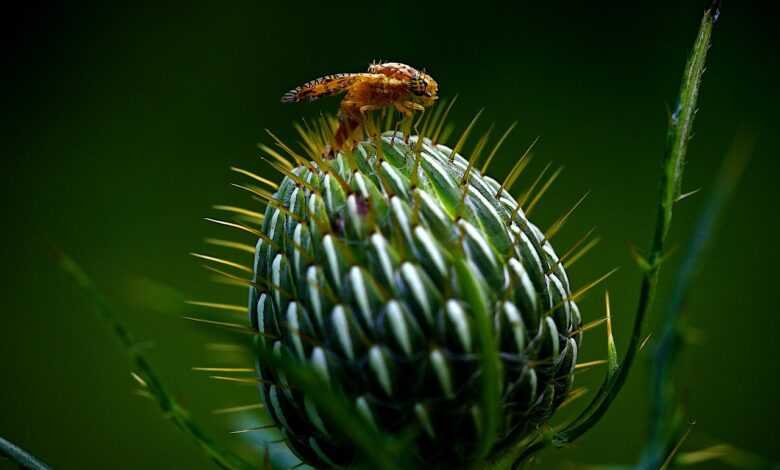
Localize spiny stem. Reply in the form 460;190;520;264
57;253;255;470
561;0;717;445
497;5;719;468
554;0;718;445
639;133;753;469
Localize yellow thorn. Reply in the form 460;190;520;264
462;124;494;183
201;265;253;288
183;316;251;332
564;237;601;269
448;109;483;163
498;136;539;197
418;98;439;138
559;387;589;409
186;300;246;313
295;124;325;160
569;316;607;336
212;204;265;221
481;121;517;175
524;165;564;216
544;191;591;240
209;375;259;385
606;290;618;371
676;187;701;203
559;228;596;263
231;187;303;225
229;424;277;434
265;129;310;168
257;141;294;170
574;359;608;370
205;218;263;237
515;162;551;210
432;95;458;144
192;367;254;373
231;183;276;202
212;403;264;415
256;152;316;194
569;267;620;302
130;372;147;388
639;332;653;352
210;275;253;288
230;166;279;189
205;238;256;254
190;253;252;273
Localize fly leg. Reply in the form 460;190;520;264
403;101;426;113
393;101;414;118
392;101;417;141
360;104;383;114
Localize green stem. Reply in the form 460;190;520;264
57;253;255;470
0;437;51;470
505;3;719;467
559;0;718;443
639;135;752;469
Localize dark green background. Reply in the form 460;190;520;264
3;2;778;468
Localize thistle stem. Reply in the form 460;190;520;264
639;135;752;469
499;4;720;467
57;253;255;470
555;0;719;445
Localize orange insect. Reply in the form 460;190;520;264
281;62;439;152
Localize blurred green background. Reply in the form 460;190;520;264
3;1;778;468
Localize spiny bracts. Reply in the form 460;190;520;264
244;114;583;468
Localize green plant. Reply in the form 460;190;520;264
9;2;769;470
240;107;592;468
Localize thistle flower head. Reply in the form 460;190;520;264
204;105;591;468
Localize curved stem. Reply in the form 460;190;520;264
0;436;51;470
57;253;255;470
507;3;720;466
640;135;752;469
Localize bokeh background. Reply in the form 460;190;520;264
3;1;778;468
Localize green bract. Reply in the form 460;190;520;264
248;130;582;468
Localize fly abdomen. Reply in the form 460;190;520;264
281;73;359;103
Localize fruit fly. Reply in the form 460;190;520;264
281;62;439;152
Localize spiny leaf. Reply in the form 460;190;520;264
641;131;754;469
604;291;618;376
512;4;719;464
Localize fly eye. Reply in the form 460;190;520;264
410;78;427;96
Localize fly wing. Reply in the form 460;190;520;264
366;62;419;82
281;73;363;103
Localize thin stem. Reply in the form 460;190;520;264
554;0;720;445
0;437;51;470
496;4;720;467
639;134;752;469
57;253;255;470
